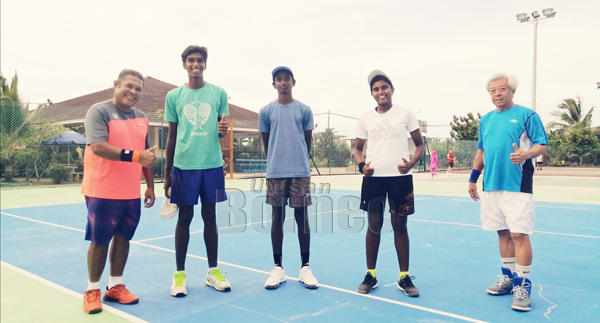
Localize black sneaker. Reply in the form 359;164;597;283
357;272;378;294
398;275;419;297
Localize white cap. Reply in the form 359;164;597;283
367;70;393;87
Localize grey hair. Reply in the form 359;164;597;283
486;73;518;92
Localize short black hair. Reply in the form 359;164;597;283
181;45;208;63
370;75;394;91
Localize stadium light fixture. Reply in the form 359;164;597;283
516;13;529;22
516;8;557;111
542;8;556;18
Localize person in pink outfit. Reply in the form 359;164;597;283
430;150;438;179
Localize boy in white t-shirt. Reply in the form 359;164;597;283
353;70;424;297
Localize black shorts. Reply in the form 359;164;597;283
360;176;415;216
448;162;454;168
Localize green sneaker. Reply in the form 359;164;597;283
206;267;231;292
171;271;187;297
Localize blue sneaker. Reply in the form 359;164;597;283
511;277;532;311
486;267;514;295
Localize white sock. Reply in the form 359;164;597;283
516;264;531;278
207;267;216;274
501;257;516;274
87;280;101;291
108;276;122;289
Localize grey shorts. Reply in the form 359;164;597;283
266;177;312;208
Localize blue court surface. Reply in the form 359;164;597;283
1;187;599;323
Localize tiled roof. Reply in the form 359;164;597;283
38;76;258;129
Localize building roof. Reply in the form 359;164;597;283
38;76;258;130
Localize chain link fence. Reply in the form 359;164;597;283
2;102;599;187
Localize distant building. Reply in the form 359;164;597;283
37;76;260;153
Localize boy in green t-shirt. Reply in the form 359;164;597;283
164;45;230;297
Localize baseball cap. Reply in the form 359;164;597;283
272;66;294;80
367;70;393;88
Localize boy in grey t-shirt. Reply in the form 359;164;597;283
258;66;318;290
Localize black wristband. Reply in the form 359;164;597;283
358;161;366;174
121;149;133;162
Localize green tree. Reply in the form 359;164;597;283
546;130;568;166
545;97;598;166
547;97;594;132
1;71;66;181
1;72;29;141
449;112;481;141
565;124;600;166
312;128;351;167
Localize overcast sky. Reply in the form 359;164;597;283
2;0;599;139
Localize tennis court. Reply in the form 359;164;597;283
1;169;599;322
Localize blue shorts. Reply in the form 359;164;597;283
170;167;227;206
85;196;141;245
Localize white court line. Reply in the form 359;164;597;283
536;205;596;211
1;201;84;210
1;212;85;233
1;261;148;323
534;230;600;239
410;219;482;228
2;212;488;323
135;207;362;243
410;218;600;239
132;242;488;323
3;210;598;240
451;199;597;211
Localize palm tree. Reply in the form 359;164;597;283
1;72;28;136
1;71;66;181
547;97;595;132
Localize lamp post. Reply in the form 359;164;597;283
516;8;556;112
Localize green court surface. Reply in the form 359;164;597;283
1;262;141;323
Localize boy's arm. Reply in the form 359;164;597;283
164;122;177;197
354;138;373;176
305;130;312;156
260;132;269;156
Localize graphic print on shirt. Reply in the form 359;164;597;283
183;101;211;132
369;119;400;141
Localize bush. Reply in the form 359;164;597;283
48;165;69;184
51;153;70;164
154;158;165;178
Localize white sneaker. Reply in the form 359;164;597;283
298;266;319;289
206;268;231;292
265;266;286;289
171;271;187;297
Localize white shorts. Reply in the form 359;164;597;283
480;191;535;234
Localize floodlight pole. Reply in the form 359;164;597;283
517;9;556;112
531;19;538;111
